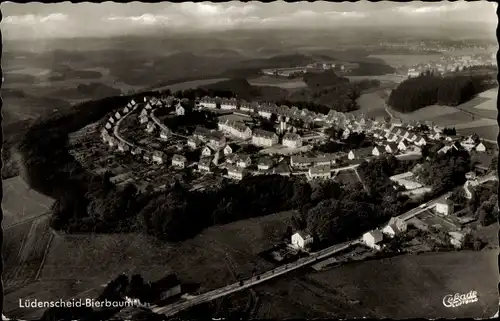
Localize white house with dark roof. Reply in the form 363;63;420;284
372;146;383;157
290;155;312;169
387;133;399;142
257;103;276;119
202;146;213;157
145;103;152;110
252;129;279;147
414;136;427;146
223;144;233;156
382;217;408;238
105;122;112;130
475;142;486;152
291;231;314;250
123;106;130;114
175;104;185;116
435;199;454;216
139;115;148;124
239;100;255;112
114;112;122;120
282;132;303;148
397;139;408;152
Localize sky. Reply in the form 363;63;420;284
1;1;497;40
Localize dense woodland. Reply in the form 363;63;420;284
388;71;496;113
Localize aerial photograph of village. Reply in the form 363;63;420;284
0;1;498;320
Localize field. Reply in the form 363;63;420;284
1;176;55;228
248;75;308;89
355;92;391;118
333;170;361;185
251;250;498;319
154;78;231;92
3;216;53;289
368;54;444;68
4;210;298;318
346;74;406;84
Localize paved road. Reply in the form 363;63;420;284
151;239;359;316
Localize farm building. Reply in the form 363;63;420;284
362;230;384;250
291;231;314;250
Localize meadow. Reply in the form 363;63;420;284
367;54;444;68
252;250;498;319
247;76;308;89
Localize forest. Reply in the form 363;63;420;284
388;71;495;113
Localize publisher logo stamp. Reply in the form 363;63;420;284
442;291;478;308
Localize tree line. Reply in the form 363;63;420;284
388;72;495;113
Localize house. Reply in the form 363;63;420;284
307;166;331;180
152;151;165;165
348;147;373;160
218;119;252;140
160;128;172;140
282;132;303;148
199;96;217;109
201;146;213;157
227;165;246;180
372;146;383;157
105;122;112;130
290;155;312;169
397;139;408;152
362;230;384;250
139;115;149;124
407;133;419;142
107;136;117;147
257;103;276;119
342;128;351;139
145;103;152;110
429;132;441;140
385;143;399;154
475;142;486;152
386;133;399;142
222;145;233;156
252;129;279;147
220;97;238;110
437;142;461;154
187;137;202;149
414;136;427;146
146;122;156;133
198;157;213;172
382;217;408;238
236;155;252;168
175;104;185;116
225;153;239;165
151;274;182;302
291;231;314;250
114;112;122;120
172;154;187;169
238;100;254;112
108;117;115;124
123;106;130;114
257;157;274;170
435;199;454;216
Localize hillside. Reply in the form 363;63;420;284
199;78;289;102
